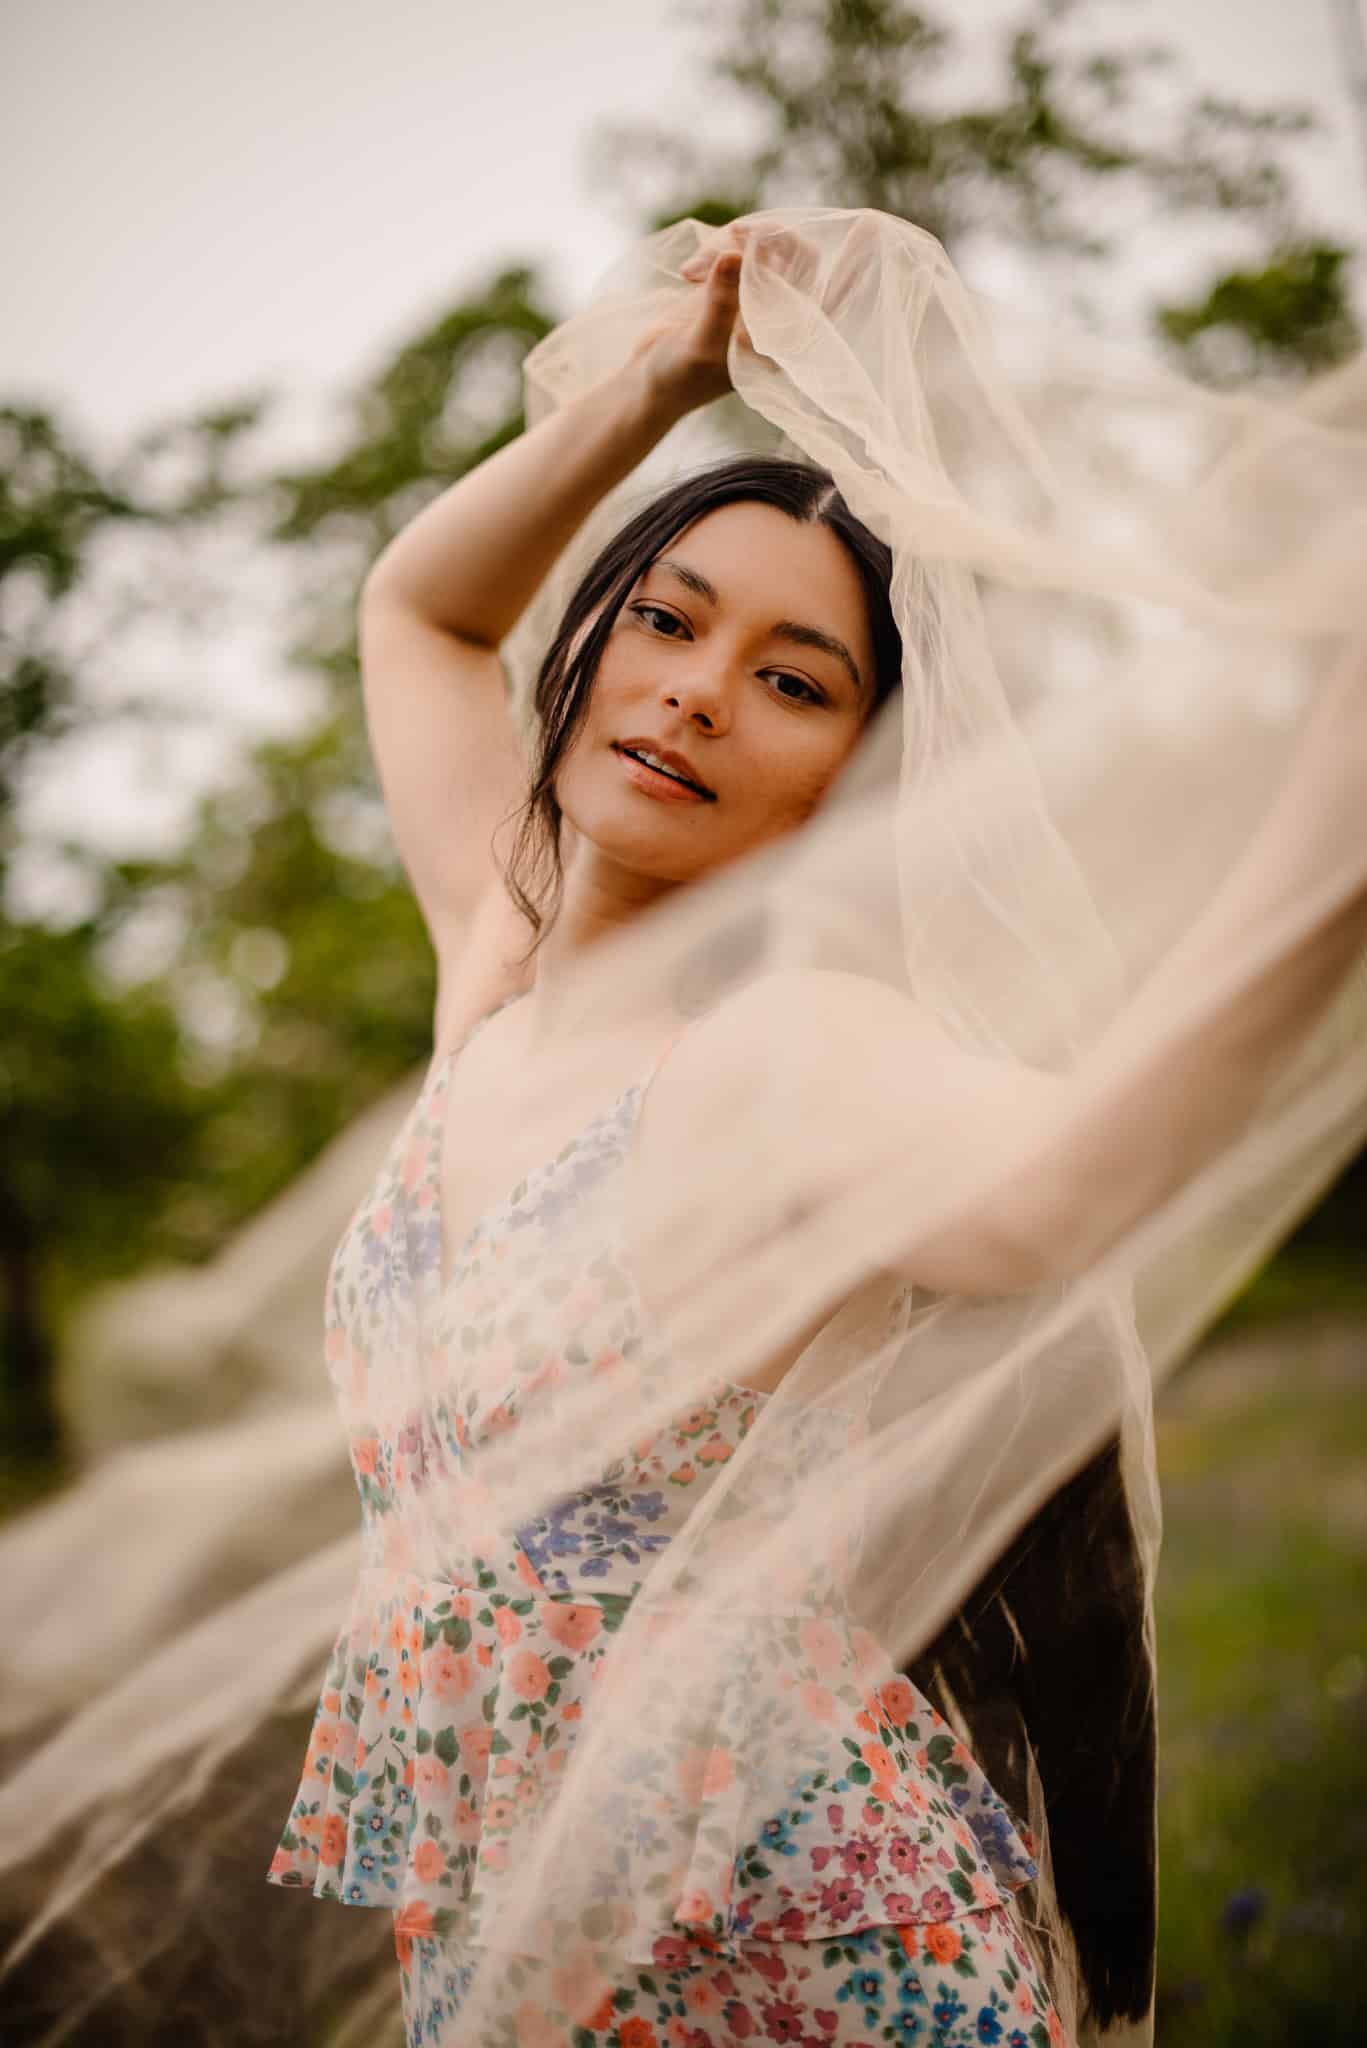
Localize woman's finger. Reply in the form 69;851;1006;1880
692;252;743;352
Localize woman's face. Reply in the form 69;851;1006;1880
554;500;876;887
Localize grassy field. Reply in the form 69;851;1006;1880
1152;1311;1367;2045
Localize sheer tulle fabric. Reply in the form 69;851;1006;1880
4;208;1367;2048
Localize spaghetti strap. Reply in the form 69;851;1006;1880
637;1015;692;1102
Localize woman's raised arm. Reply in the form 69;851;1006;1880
356;238;749;1016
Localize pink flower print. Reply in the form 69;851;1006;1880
651;1936;696;1971
840;1836;879;1880
748;1950;788;1987
684;1978;723;2014
453;1796;481;1843
888;1837;922;1877
861;1740;898;1792
798;1682;837;1725
882;1892;917;1915
917;1884;954;1920
414;1756;450;1800
1014;1981;1036;2019
675;1405;719;1439
269;1848;294;1877
413;1838;445;1884
493;1605;522;1646
847;1626;888;1680
971;1870;999;1906
542;1601;602;1651
677;1745;735;1803
697;1433;733;1465
674;1887;714;1926
799;1619;843;1675
874;1676;918;1729
722;2004;755;2040
759;2001;804;2043
306;1718;339;1762
507;1648;552;1702
816;1877;864;1922
515;1549;544;1591
826;1802;845;1831
421;1642;474;1703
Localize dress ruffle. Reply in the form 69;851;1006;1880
267;1559;1039;1965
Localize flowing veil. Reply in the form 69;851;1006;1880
4;207;1367;2048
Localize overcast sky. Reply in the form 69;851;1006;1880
4;0;1366;905
7;0;1365;452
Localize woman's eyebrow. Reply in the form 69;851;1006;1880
649;556;865;695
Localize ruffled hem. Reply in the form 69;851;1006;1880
266;1564;1039;1963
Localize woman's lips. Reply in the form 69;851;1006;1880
613;745;714;804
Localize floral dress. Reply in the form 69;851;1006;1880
266;1001;1072;2048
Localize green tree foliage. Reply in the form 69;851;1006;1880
0;397;292;1471
593;0;1318;259
1156;238;1361;384
1;274;556;1474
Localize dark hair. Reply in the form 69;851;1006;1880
499;454;903;956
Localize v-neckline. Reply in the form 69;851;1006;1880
428;996;645;1299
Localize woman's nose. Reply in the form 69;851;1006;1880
663;659;732;733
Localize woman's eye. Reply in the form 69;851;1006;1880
769;672;823;705
633;603;686;637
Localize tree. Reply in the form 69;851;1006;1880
0;272;557;1480
591;0;1359;373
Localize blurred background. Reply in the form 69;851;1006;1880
2;1;1365;2042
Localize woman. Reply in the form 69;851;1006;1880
263;211;1367;2048
265;225;1076;2045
